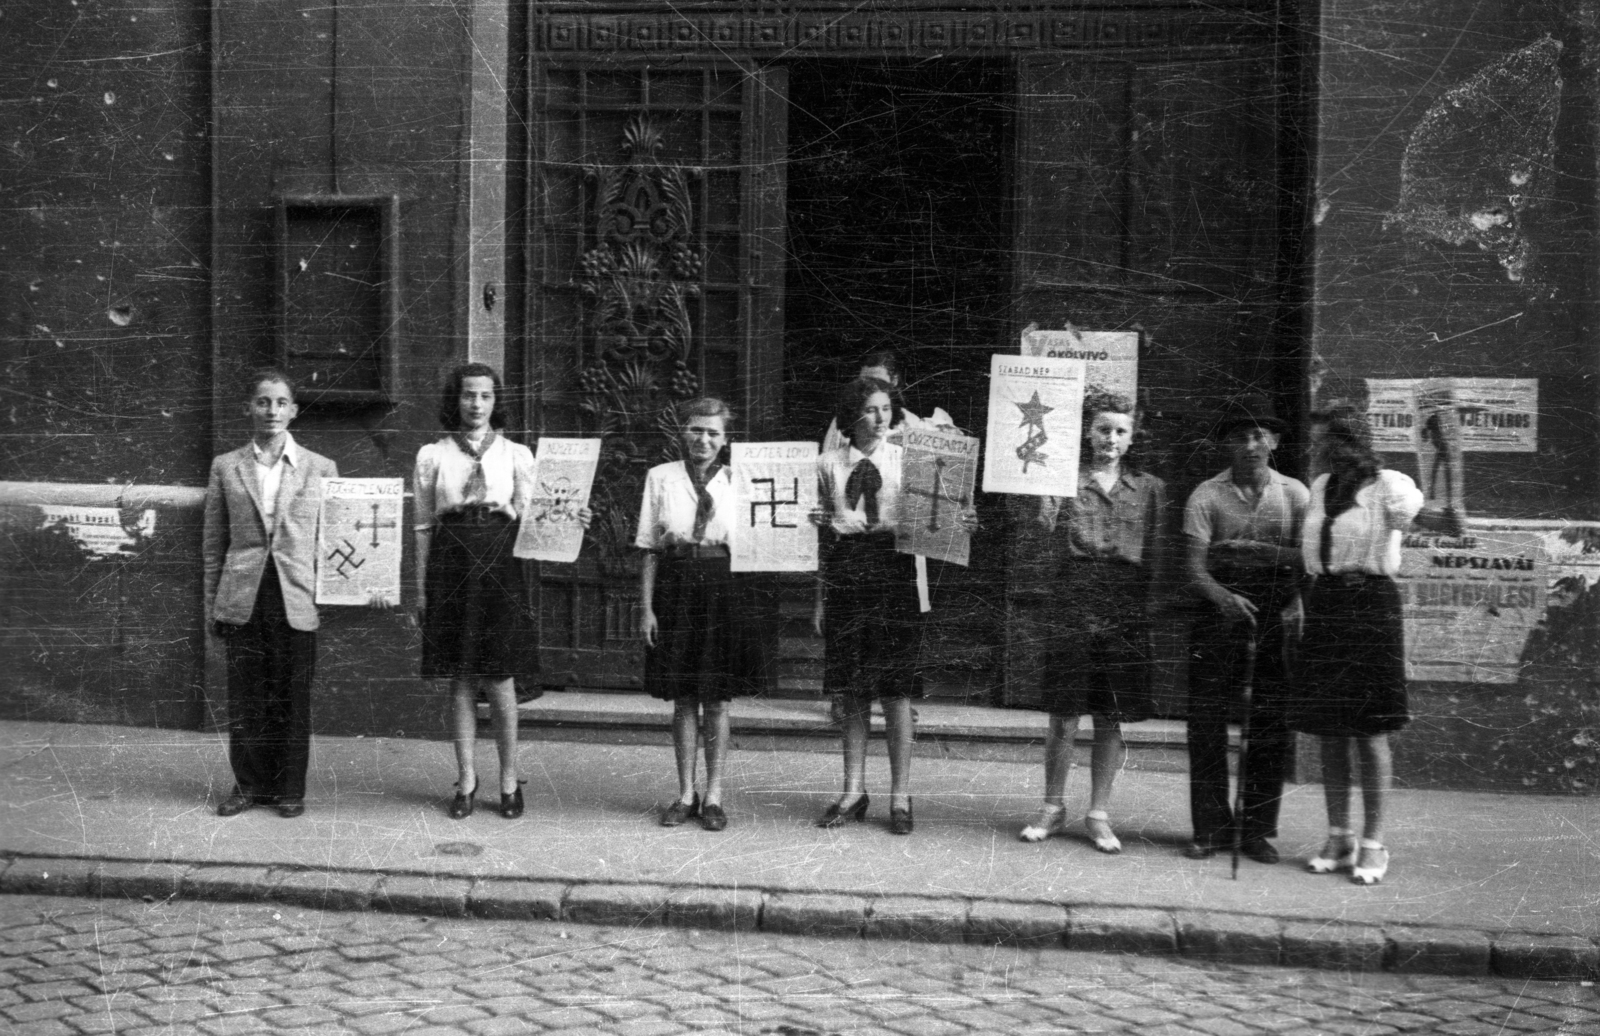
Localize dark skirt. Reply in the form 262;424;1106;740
421;512;538;681
822;533;925;702
645;552;763;702
1040;558;1155;722
1290;574;1409;737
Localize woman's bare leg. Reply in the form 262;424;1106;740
1319;736;1354;832
883;697;913;810
702;701;730;808
1087;719;1125;815
1355;734;1392;843
450;679;478;793
485;677;519;795
671;701;699;805
837;696;870;808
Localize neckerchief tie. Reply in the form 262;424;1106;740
844;457;882;526
687;460;723;542
454;430;497;505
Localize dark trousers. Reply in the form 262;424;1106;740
1186;611;1293;844
223;562;316;802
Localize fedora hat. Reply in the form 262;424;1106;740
1213;393;1288;438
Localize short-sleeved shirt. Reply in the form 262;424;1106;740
1182;467;1309;550
634;461;736;550
817;442;904;535
1302;469;1423;577
1041;469;1167;568
412;435;535;530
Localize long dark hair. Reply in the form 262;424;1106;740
438;362;509;431
1313;406;1380;517
833;376;902;442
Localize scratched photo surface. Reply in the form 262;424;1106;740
2;1;1597;1033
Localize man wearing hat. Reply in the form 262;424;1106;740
1181;395;1309;863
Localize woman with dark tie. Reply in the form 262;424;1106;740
1293;408;1422;885
636;398;760;831
812;376;925;834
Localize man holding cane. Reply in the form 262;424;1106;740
1182;396;1308;864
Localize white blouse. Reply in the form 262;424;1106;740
412;436;535;530
817;442;904;535
634;461;736;549
1301;469;1424;577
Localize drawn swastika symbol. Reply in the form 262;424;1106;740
749;477;799;528
327;539;365;579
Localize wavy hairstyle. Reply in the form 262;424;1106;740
438;362;509;431
833;376;902;444
1311;405;1381;517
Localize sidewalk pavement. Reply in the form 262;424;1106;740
1;718;1595;980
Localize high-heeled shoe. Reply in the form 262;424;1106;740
888;798;914;836
1019;804;1068;843
1084;810;1122;854
1350;840;1389;885
500;786;524;819
661;793;700;827
1306;828;1357;874
815;793;869;828
449;779;477;820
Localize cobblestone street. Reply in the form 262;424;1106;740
0;894;1594;1035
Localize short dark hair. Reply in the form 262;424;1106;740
833;376;902;441
438;362;508;431
244;367;296;401
678;396;735;432
1081;391;1145;471
856;349;903;384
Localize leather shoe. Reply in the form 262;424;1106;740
661;794;700;827
1183;840;1218;860
815;793;869;829
1240;837;1280;865
217;792;255;818
888;798;914;836
449;780;477;820
276;800;305;819
700;803;728;832
500;787;524;819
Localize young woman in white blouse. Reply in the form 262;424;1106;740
413;363;589;820
1293;407;1423;885
636;398;761;831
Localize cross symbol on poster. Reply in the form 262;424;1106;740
353;501;398;548
904;457;968;532
749;477;799;528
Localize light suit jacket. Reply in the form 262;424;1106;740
203;442;338;632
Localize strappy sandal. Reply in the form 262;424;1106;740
1306;827;1357;874
1085;809;1122;854
1019;804;1068;843
1351;840;1389;885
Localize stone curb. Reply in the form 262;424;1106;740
3;853;1594;980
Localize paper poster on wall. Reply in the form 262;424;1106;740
983;354;1084;497
730;442;818;573
1398;527;1547;683
896;427;979;567
1415;381;1468;518
37;506;156;556
1020;327;1138;402
514;438;600;563
1364;377;1539;453
316;478;404;605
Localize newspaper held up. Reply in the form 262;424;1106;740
897;427;979;567
316;478;404;605
982;353;1085;497
730;442;818;573
514;438;601;563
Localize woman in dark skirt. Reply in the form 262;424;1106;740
637;397;760;832
1293;407;1423;885
414;363;587;820
1019;392;1167;854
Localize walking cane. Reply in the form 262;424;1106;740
1231;630;1259;881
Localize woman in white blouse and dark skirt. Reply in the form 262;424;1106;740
812;377;935;835
414;363;544;820
1293;407;1423;885
637;398;761;832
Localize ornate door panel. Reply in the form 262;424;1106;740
1005;51;1286;709
525;61;787;689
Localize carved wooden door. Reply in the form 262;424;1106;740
524;62;787;689
1004;51;1287;709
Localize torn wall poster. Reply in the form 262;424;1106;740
1415;382;1468;518
1364;377;1539;453
514;438;600;564
897;428;979;567
1020;327;1138;402
1398;526;1547;684
982;353;1084;497
37;505;156;556
316;478;404;605
730;442;818;573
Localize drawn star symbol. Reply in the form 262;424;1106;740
1016;390;1053;427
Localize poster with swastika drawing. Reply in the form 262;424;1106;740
730;442;818;573
316;478;404;605
514;438;601;563
896;428;979;567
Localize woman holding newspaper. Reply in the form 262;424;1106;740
413;362;588;821
636;397;763;832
